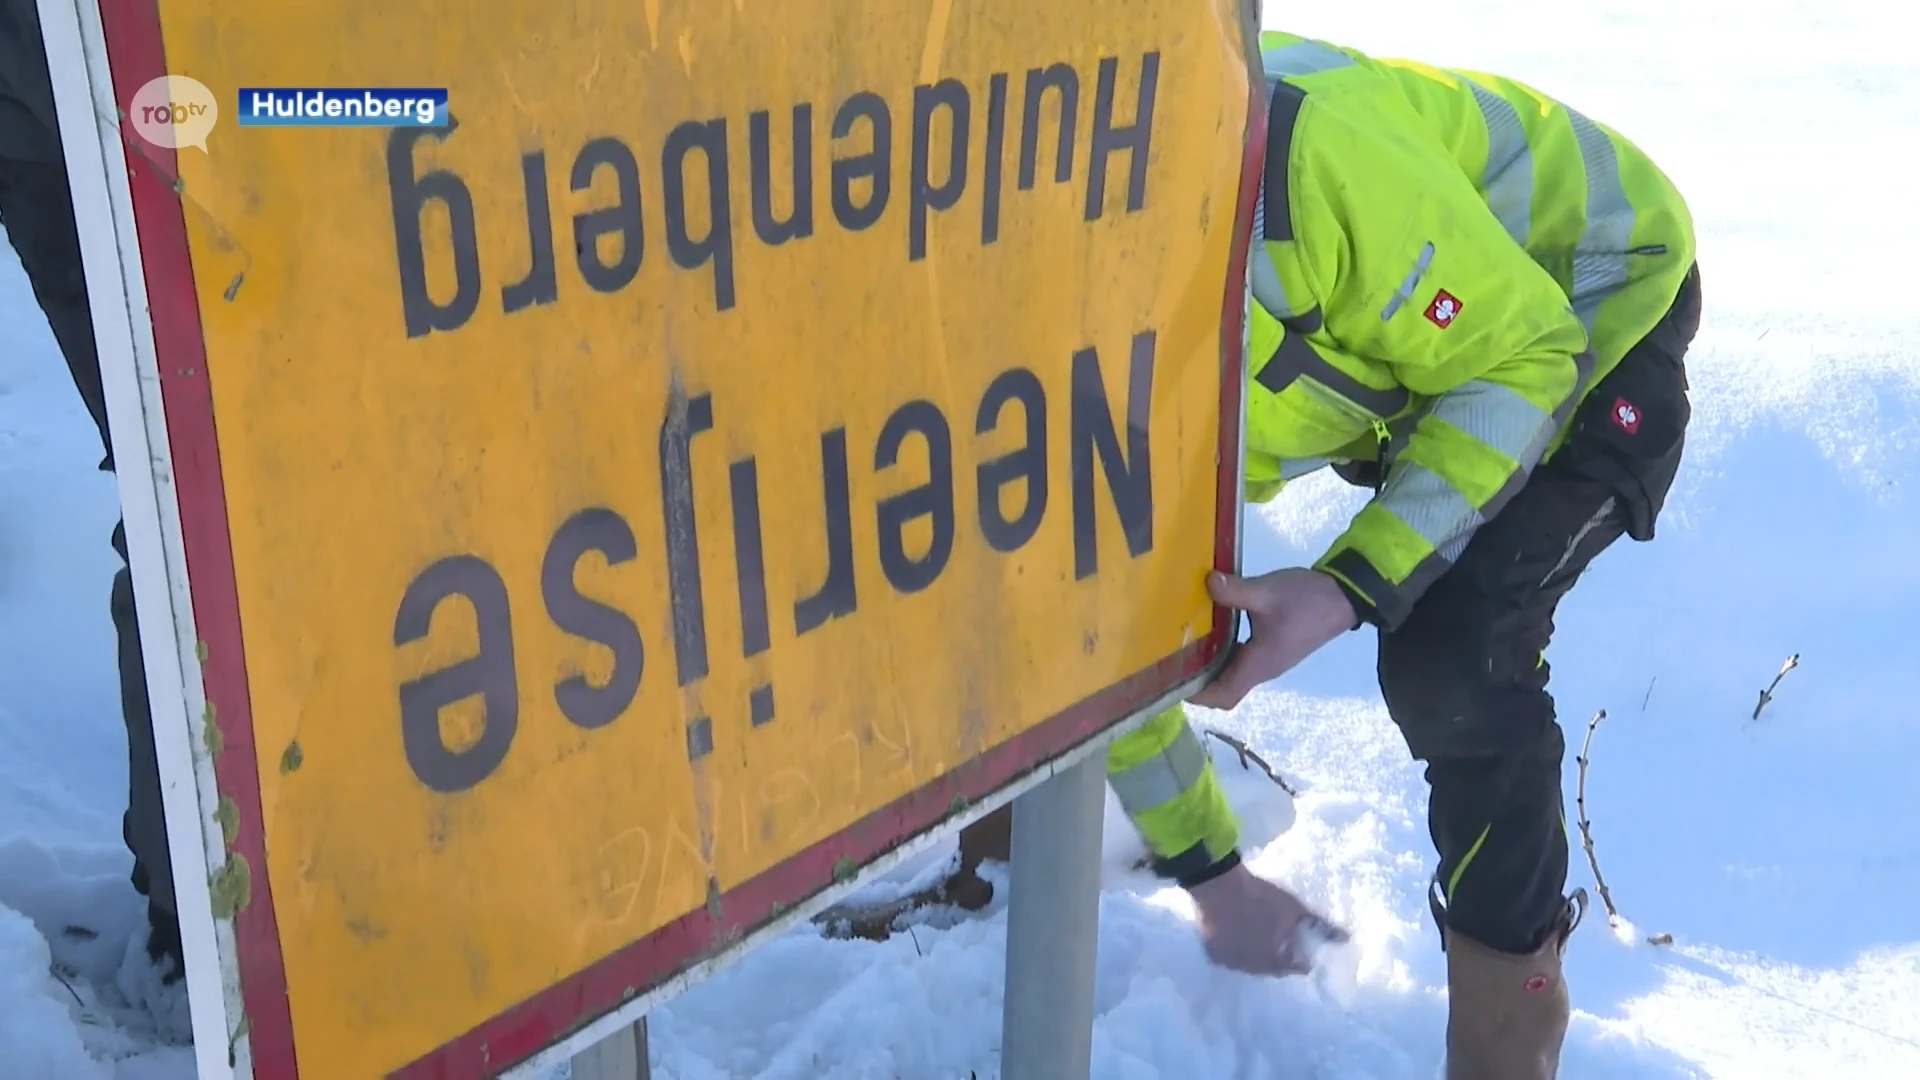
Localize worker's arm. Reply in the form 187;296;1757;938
1296;98;1593;633
1240;300;1375;505
1105;705;1241;886
1107;703;1347;976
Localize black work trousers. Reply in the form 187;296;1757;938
1379;265;1701;956
0;146;176;932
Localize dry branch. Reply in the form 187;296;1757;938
1574;711;1623;924
810;865;995;942
1573;709;1671;946
1752;653;1801;720
47;965;85;1008
812;807;1010;942
1202;729;1300;796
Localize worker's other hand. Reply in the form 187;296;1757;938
1189;568;1356;710
1187;861;1349;977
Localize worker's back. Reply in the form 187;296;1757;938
1257;30;1697;383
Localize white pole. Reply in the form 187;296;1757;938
999;754;1106;1080
568;1017;651;1080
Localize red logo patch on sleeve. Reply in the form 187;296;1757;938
1610;397;1641;434
1424;289;1462;328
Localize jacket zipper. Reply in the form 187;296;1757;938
1371;419;1391;494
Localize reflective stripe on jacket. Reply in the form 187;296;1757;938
1245;31;1697;630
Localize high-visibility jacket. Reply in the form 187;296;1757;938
1106;31;1697;880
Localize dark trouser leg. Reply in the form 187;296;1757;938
1389;269;1700;1080
1;151;179;965
1380;265;1701;955
1379;469;1612;954
115;526;179;954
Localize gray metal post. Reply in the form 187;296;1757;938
569;1017;651;1080
1000;753;1107;1080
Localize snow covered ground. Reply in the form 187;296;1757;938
4;0;1918;1076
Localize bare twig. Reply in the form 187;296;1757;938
1641;677;1657;713
906;926;925;958
1752;654;1801;720
1202;729;1300;796
812;836;999;943
812;873;992;942
47;965;85;1009
1574;711;1623;924
1574;709;1673;947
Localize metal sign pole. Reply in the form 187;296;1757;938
999;754;1107;1080
568;1017;651;1080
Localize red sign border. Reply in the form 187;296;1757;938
97;1;1267;1074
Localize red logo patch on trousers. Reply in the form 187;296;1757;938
1611;397;1641;434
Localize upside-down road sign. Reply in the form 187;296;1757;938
44;0;1264;1074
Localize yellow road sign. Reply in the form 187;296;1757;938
82;0;1262;1074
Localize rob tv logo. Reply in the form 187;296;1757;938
130;75;218;152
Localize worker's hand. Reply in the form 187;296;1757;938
1189;568;1357;710
1187;861;1349;977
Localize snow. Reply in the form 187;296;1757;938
4;0;1918;1076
